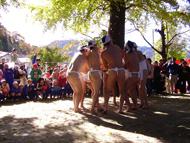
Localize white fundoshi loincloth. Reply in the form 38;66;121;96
125;70;140;80
88;69;103;80
66;71;90;82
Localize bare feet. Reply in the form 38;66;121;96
74;108;82;113
80;105;88;111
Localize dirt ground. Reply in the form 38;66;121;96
0;94;190;143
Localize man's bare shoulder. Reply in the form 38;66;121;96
101;48;108;56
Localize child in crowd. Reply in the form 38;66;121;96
50;68;59;80
37;78;49;99
19;70;28;86
10;81;22;101
1;79;10;99
26;79;37;100
0;86;4;101
51;79;62;98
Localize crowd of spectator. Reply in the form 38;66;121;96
0;58;73;103
0;55;190;103
146;57;190;96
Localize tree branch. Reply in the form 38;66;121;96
167;29;190;46
132;23;162;55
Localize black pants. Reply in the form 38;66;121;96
147;79;153;96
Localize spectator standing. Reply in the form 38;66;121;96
146;58;154;96
178;61;190;93
166;58;179;94
153;61;162;93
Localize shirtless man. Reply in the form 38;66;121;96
101;35;126;113
136;46;149;109
122;41;141;112
66;46;90;112
87;40;103;114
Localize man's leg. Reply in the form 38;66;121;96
67;73;83;112
89;71;102;113
104;71;116;113
117;70;127;113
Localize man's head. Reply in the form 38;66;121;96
182;61;187;67
36;58;41;64
13;81;19;88
12;48;16;53
1;79;6;84
147;58;152;64
87;40;97;50
1;58;5;63
102;35;111;47
20;64;25;70
28;79;32;85
125;41;137;53
171;57;176;63
33;63;38;69
154;61;158;66
79;45;90;56
4;64;8;69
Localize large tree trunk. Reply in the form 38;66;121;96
108;1;125;49
160;22;167;61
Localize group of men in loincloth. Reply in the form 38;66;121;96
66;35;149;114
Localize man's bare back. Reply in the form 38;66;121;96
124;52;140;72
101;45;123;69
101;35;126;113
88;48;101;70
68;53;89;74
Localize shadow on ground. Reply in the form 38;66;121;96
0;95;190;143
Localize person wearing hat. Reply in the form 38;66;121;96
101;35;126;114
66;45;90;113
86;40;103;114
121;40;141;112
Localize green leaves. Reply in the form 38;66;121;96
30;0;108;33
38;47;69;66
0;0;22;9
